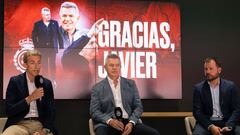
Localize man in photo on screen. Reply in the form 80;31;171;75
32;7;63;87
193;57;240;135
2;50;57;135
90;53;160;135
58;1;104;98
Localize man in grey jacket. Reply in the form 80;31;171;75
90;53;159;135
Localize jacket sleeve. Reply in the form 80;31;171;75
193;85;212;130
61;35;90;70
128;81;143;123
41;80;57;134
90;85;112;124
32;22;39;47
226;83;240;128
57;26;64;49
5;77;29;117
62;35;90;56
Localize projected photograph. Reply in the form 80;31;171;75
4;0;181;99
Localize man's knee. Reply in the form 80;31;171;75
192;123;210;135
95;126;108;135
2;125;29;135
134;124;160;135
150;128;160;135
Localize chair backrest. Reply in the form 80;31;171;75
184;116;196;135
89;118;95;135
0;117;7;133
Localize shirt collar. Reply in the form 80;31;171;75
60;26;78;36
207;78;220;88
107;76;120;85
26;73;34;83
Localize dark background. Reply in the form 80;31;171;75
1;0;240;134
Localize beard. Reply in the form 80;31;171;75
206;73;220;82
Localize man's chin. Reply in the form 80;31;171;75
34;74;39;77
206;77;219;82
207;78;213;82
62;26;73;30
34;72;40;76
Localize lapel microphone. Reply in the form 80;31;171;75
114;107;123;121
34;75;44;101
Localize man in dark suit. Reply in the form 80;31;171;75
90;53;160;135
193;57;240;135
2;50;57;135
32;7;63;84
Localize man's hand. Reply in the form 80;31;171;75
26;88;44;104
221;126;232;133
209;125;222;135
122;122;133;135
87;18;104;38
108;119;124;131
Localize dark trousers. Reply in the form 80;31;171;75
193;123;240;135
95;120;160;135
39;48;56;80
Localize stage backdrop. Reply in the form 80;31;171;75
4;0;181;99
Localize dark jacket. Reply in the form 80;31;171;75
193;78;240;130
4;72;57;134
32;19;63;52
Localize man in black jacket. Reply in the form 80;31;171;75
32;7;63;84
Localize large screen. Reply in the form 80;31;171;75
4;0;181;99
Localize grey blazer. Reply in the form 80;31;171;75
90;77;143;129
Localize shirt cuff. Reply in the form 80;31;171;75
106;118;112;125
208;124;214;130
129;120;135;126
86;33;91;38
227;126;233;131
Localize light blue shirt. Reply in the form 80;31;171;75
208;81;223;119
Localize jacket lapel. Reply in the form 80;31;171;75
203;81;213;113
21;72;29;97
120;77;127;109
219;79;224;107
103;78;115;106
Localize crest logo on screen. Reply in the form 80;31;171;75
13;38;34;73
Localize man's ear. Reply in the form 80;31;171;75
218;67;222;74
23;63;27;69
104;64;107;70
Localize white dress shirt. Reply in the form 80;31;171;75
108;77;129;119
208;81;223;119
25;75;39;118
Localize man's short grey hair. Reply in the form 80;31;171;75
104;53;121;66
59;1;79;16
41;7;50;14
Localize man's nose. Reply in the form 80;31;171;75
112;66;118;69
205;69;210;74
65;16;71;21
35;64;40;68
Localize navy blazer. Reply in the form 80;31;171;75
193;78;240;130
4;73;57;134
90;77;143;129
61;34;90;71
32;20;63;52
